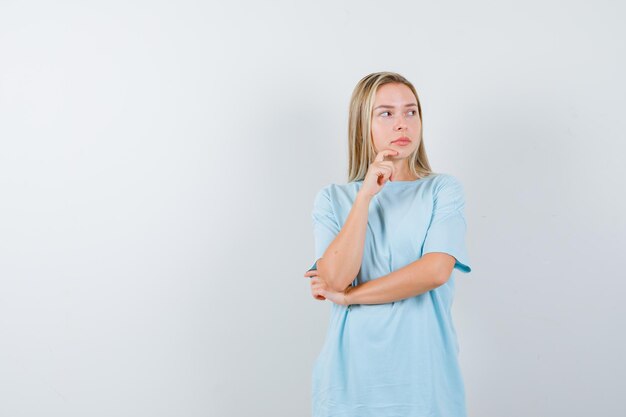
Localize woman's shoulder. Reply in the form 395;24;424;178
429;172;458;181
312;181;362;211
315;180;360;195
429;173;468;205
429;172;465;188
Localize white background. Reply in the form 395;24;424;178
1;1;625;416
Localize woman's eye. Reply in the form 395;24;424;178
380;111;391;117
408;110;417;116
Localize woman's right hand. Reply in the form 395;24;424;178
358;149;399;198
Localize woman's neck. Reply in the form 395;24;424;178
390;164;419;181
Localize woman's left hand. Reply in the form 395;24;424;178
304;269;352;306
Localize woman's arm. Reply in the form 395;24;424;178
318;190;372;293
345;253;456;305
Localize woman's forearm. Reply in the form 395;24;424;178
319;191;372;292
345;257;443;305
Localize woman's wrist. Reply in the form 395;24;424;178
355;190;373;205
345;284;357;305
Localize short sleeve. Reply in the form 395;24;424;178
310;186;341;268
421;175;472;273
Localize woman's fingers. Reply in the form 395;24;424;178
310;277;328;300
380;161;395;180
306;272;327;300
374;162;395;181
304;269;318;277
310;277;322;289
310;280;326;300
374;149;398;163
377;162;395;181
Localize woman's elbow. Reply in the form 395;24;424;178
318;258;350;292
422;252;456;285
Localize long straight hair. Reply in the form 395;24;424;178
347;72;434;183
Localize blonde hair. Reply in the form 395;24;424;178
347;71;434;182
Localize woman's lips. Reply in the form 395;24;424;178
392;139;411;146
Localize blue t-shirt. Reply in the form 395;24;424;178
310;172;472;417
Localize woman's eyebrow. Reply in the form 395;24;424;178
373;103;418;110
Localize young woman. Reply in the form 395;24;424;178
304;71;473;417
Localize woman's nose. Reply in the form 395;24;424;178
394;115;408;130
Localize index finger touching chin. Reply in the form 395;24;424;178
375;149;397;162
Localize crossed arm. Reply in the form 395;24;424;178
312;188;456;305
314;252;455;305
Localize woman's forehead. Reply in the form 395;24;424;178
374;83;415;105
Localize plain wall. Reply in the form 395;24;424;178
1;1;625;416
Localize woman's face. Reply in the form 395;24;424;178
370;82;421;158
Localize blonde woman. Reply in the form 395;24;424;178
304;71;473;416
